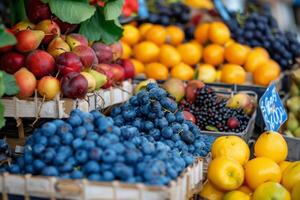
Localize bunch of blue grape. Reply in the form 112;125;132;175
111;83;215;158
229;6;300;69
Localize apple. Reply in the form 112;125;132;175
56;52;83;76
182;111;196;123
37;76;60;99
66;33;88;49
15;30;45;53
72;45;97;69
93;64;115;89
11;21;35;34
0;52;25;74
162;78;185;102
227;93;256;115
53;17;78;34
110;42;123;61
61;72;88;99
80;72;96;92
35;19;61;44
47;37;70;58
26;50;56;79
92;42;113;63
120;59;135;79
26;0;51;23
185;80;205;103
110;64;125;82
88;69;107;89
14;68;37;98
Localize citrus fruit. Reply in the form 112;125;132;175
208;21;231;45
237;185;252;195
221;64;246;84
133;41;160;63
254;131;288;163
279;161;292;173
224;43;250;65
122;25;140;46
211;136;250;166
216;70;222;81
223;191;250;200
252;182;291;200
203;44;224;66
166;26;185;45
245;157;282;190
282;161;300;191
190;40;203;52
121;41;132;59
145;25;166;45
253;59;281;86
291;181;300;200
159;44;181;67
199;181;224;200
196;64;217;83
145;63;168;80
244;47;269;72
130;59;145;75
177;43;202;66
194;23;210;44
139;23;153;39
225;39;235;47
208;157;244;191
171;63;194;81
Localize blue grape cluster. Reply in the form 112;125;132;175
229;6;300;70
111;83;215;158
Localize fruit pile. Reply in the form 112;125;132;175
4;84;214;185
179;81;255;133
229;6;300;70
200;132;300;200
285;68;300;138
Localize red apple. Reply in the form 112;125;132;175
92;42;113;63
93;64;115;89
72;45;97;69
26;50;56;79
35;19;61;44
120;59;135;79
53;17;78;34
14;68;37;99
26;0;51;23
61;72;88;99
56;52;83;76
185;80;205;103
110;64;125;82
0;52;25;74
182;111;196;123
15;30;45;53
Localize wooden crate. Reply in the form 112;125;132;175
0;158;203;200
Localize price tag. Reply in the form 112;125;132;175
259;83;287;131
138;0;149;19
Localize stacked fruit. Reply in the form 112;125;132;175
285;69;300;138
229;6;300;70
200;132;300;200
5;84;215;185
177;80;255;133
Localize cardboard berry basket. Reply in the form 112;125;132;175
0;158;203;200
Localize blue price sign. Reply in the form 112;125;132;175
259;83;287;131
138;0;149;19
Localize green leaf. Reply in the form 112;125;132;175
104;0;124;21
0;25;16;48
79;14;102;41
41;0;51;3
49;0;96;24
2;71;19;96
0;71;5;97
0;102;6;129
9;0;28;24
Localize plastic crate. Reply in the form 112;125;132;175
0;158;203;200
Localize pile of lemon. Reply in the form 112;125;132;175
200;132;300;200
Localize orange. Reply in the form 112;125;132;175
254;131;288;163
177;43;202;66
166;26;185;45
194;23;210;44
159;44;181;68
282;161;300;191
196;64;217;83
225;39;235;47
139;23;153;39
200;181;224;200
208;21;231;45
121;25;140;46
224;43;250;65
245;157;282;190
145;25;166;45
133;41;160;63
171;63;194;81
221;64;246;84
253;59;281;86
190;40;203;52
130;59;145;75
203;44;224;66
145;63;168;80
121;41;132;59
244;48;270;72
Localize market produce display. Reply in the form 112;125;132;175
200;132;300;200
